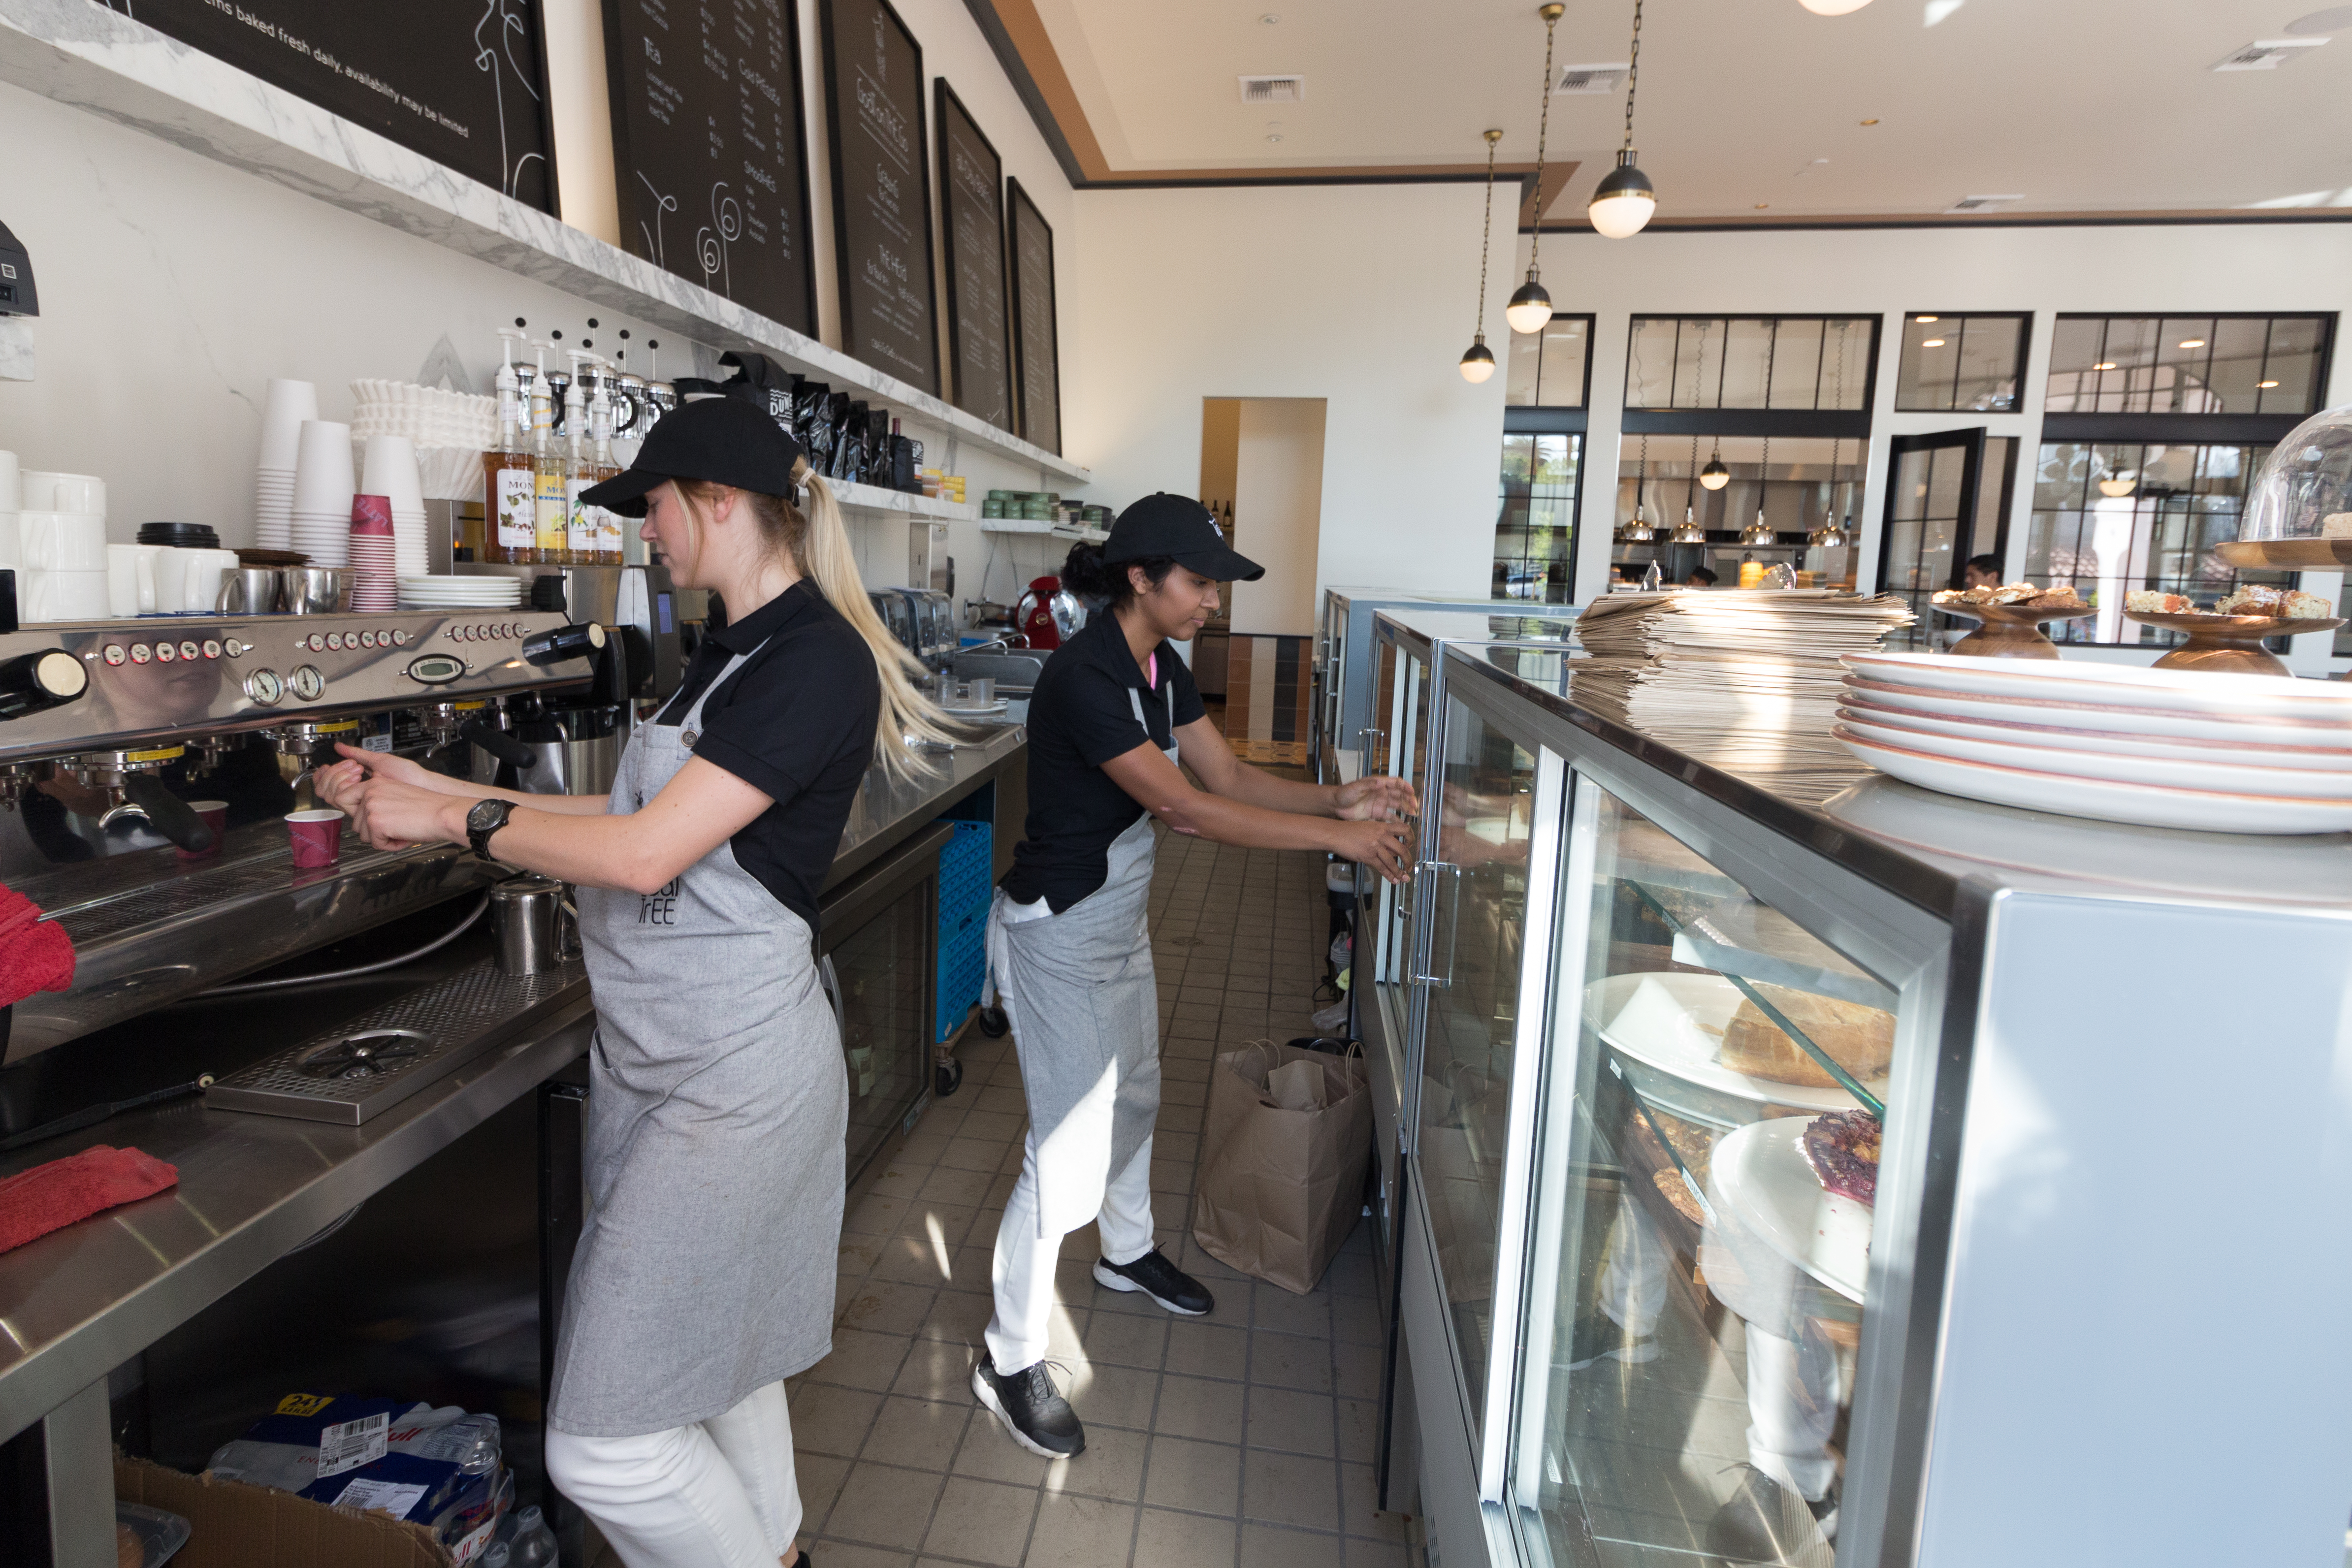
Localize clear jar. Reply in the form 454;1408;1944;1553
2242;403;2352;543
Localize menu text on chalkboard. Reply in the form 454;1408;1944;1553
934;82;1012;430
1007;178;1061;455
98;0;557;211
603;0;818;335
820;0;940;395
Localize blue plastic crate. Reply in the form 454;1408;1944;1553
935;819;992;1043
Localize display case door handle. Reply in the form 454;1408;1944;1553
1409;861;1460;989
1358;726;1385;773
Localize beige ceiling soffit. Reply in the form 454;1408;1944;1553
1533;207;2352;231
1516;165;1584;229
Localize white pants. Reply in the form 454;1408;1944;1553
544;1381;801;1568
984;1133;1158;1373
1744;1322;1842;1503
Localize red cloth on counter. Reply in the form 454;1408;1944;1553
0;882;74;1008
0;1144;179;1254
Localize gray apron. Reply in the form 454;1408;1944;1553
986;684;1174;1236
548;643;849;1437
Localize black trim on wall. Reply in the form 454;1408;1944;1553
1621;409;1872;440
2039;413;2310;445
1504;407;1588;435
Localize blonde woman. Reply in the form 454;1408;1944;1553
316;396;950;1568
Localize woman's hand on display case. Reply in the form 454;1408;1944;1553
1334;773;1418;822
1329;816;1414;883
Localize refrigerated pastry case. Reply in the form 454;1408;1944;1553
1363;611;2352;1568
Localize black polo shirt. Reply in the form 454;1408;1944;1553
651;578;879;930
1004;611;1205;911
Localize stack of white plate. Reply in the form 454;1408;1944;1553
398;575;522;610
1835;650;2352;834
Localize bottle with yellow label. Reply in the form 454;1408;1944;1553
531;340;569;563
587;361;624;564
563;352;596;565
485;327;535;565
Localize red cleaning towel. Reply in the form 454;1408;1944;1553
0;1145;179;1254
0;882;74;1008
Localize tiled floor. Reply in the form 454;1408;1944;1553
789;830;1419;1568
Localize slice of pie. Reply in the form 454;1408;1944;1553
1801;1110;1881;1207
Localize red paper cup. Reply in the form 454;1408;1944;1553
176;800;229;862
351;494;393;534
286;808;346;867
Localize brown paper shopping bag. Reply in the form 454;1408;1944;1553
1190;1041;1373;1295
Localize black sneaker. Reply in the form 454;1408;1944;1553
1565;1312;1659;1371
970;1353;1087;1458
1092;1249;1214;1316
1703;1464;1836;1564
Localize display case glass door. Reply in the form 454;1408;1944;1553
1508;781;1902;1567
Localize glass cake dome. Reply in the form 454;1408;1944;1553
2238;402;2352;562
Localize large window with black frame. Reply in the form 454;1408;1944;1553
1495;314;1593;602
2028;312;2335;647
1612;315;1876;593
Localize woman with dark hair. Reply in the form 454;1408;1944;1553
969;493;1418;1458
318;397;953;1567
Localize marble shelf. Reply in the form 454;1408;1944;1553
833;478;978;523
0;0;1088;487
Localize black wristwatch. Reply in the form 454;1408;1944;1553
465;798;516;861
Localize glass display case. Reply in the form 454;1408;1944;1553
1360;611;2352;1568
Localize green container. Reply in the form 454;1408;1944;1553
988;489;1014;502
982;500;1005;518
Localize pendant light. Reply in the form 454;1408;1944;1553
1588;0;1657;239
1811;322;1852;548
1741;436;1777;544
1620;434;1657;541
2098;467;2138;498
1798;0;1874;13
1699;452;1730;490
1671;434;1708;544
1459;130;1504;383
1505;4;1565;335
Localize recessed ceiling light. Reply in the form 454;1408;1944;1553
1265;133;1284;143
2260;379;2282;387
1259;11;1281;21
1915;314;1938;322
2092;361;2117;371
1921;338;1946;348
1860;118;1880;125
1755;202;1770;209
2179;338;2206;348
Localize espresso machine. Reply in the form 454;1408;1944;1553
0;565;676;1067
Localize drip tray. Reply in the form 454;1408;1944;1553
206;955;589;1124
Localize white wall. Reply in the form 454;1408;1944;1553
1067;182;1505;604
1227;397;1327;637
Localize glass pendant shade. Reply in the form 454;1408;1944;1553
2098;475;2137;498
1460;335;1497;383
1798;0;1874;12
1699;456;1731;490
1588;153;1658;239
1505;277;1554;335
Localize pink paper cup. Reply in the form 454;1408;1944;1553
176;800;229;862
351;494;393;534
286;808;346;867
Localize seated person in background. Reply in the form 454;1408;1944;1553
1684;565;1719;588
1963;553;2001;591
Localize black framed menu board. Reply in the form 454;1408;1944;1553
96;0;556;210
820;0;940;394
934;81;1012;429
602;0;818;334
1006;178;1061;454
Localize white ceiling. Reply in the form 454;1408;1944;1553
1029;0;2352;216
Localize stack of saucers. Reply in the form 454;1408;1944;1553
1835;650;2352;834
349;495;398;611
291;418;355;567
255;378;316;551
398;574;522;611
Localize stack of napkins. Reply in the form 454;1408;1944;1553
1574;590;1915;798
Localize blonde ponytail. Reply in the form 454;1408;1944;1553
790;461;966;779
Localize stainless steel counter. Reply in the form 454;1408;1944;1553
0;723;1027;1459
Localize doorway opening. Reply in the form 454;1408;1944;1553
1196;397;1328;768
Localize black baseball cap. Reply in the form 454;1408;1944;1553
1106;493;1263;581
579;395;807;517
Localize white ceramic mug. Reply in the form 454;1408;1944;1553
19;510;108;571
20;471;105;515
0;450;18;513
155;546;238;613
21;569;108;622
107;543;160;616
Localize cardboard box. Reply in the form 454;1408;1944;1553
114;1455;450;1568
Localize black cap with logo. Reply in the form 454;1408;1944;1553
579;395;807;517
1105;493;1263;581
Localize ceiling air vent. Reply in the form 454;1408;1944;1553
2212;37;2328;69
1947;194;2023;213
1239;74;1304;103
1556;63;1630;94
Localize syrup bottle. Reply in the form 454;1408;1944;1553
485;326;535;565
531;340;568;565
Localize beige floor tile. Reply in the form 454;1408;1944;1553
1247;1384;1337;1457
917;1288;993;1345
1252;1282;1331;1338
1334;1296;1384;1345
1152;1374;1245;1444
939;1136;1004;1172
1148;1159;1192;1196
1324;1251;1377;1298
1342;1537;1413;1568
840;1279;940;1337
975;1084;1030;1118
826;1462;945;1551
1243;1523;1343;1568
891;1338;980;1401
919;1164;998;1206
952;1408;1053;1485
920;1475;1040;1567
960;1109;1025;1143
1141;1434;1241;1515
1334;1340;1384;1403
1336;1399;1380;1463
1046;1306;1093;1364
1153;1130;1201;1163
873;1234;956;1288
792;1383;884;1458
814;1328;917;1393
861;1394;972;1472
1025;1492;1140;1568
1165;1321;1248;1378
1069;1361;1157;1429
1160;1079;1208;1107
844;1192;910;1235
1339;1462;1411;1540
1161;1056;1211;1083
1174;1239;1250;1286
794;1450;852;1529
865;1165;927;1202
1133;1507;1238;1568
898;1200;980;1245
1251;1329;1335;1393
1083;1311;1170;1370
946;1243;1001;1293
1243;1448;1340;1530
806;1544;913;1568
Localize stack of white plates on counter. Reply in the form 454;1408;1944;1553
1835;650;2352;834
254;378;316;551
291;418;356;567
398;574;522;610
